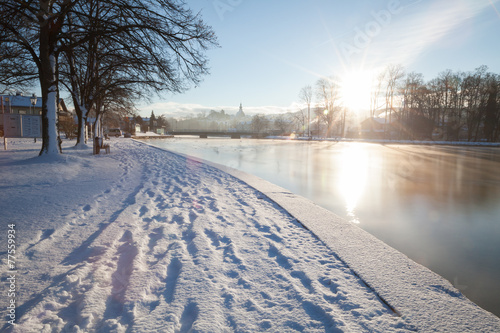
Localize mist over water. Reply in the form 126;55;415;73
146;137;500;317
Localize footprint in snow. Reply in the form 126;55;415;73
268;244;293;270
26;228;56;251
179;302;199;333
164;257;183;304
102;239;138;323
139;205;149;217
148;228;164;251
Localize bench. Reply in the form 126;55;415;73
102;143;110;154
93;137;111;155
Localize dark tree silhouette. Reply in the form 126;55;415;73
1;0;218;155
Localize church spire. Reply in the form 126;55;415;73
236;102;245;117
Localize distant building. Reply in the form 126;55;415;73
1;93;43;116
360;117;387;134
0;92;70;136
236;103;245;118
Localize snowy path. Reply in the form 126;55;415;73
1;140;412;332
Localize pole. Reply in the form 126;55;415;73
1;97;3;143
308;104;310;138
20;115;23;137
2;98;7;149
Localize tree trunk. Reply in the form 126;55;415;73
77;112;89;147
67;47;90;148
39;23;61;156
75;102;89;148
483;86;497;142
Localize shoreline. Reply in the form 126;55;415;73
131;133;500;147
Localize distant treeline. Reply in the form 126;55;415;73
368;65;500;142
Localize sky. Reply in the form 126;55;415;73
139;0;500;118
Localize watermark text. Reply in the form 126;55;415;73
5;224;17;326
338;0;422;64
212;0;244;21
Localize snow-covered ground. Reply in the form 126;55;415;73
1;138;499;332
132;131;162;137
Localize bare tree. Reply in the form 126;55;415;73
1;1;73;155
433;69;462;139
370;71;386;118
292;108;307;135
68;0;216;146
313;107;324;137
0;37;38;92
251;114;269;136
382;64;405;138
299;85;312;137
461;66;488;141
482;74;499;142
316;76;342;137
1;0;218;155
274;113;292;135
157;115;171;132
400;73;420;122
367;65;500;142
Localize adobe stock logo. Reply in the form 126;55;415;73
212;0;243;21
338;0;422;63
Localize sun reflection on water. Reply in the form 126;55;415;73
337;145;369;223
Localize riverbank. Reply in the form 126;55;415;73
1;139;498;332
131;132;500;147
273;136;500;147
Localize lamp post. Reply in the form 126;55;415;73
30;94;38;142
30;94;37;114
7;91;12;113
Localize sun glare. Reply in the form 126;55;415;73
340;70;373;114
337;145;369;223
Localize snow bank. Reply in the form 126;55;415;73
133;131;161;137
266;136;500;147
1;138;498;332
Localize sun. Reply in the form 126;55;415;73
340;70;373;113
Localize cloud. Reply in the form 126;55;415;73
380;0;499;65
139;101;303;118
332;0;500;71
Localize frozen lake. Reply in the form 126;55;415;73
145;137;500;317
